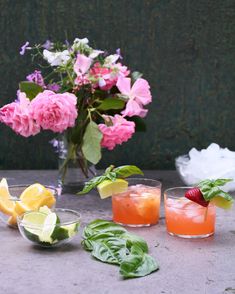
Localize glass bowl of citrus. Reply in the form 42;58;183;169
17;207;81;247
0;178;57;227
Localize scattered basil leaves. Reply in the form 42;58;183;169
82;219;159;279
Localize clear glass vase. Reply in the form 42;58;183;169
56;134;96;194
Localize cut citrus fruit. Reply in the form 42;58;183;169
0;178;15;215
22;211;47;241
20;183;55;210
97;179;128;199
8;214;17;226
211;196;233;210
39;212;58;243
14;201;31;216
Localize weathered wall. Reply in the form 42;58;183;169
0;0;234;169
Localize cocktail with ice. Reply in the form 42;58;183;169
112;179;161;227
164;187;216;238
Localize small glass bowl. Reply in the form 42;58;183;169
17;208;81;248
0;185;58;228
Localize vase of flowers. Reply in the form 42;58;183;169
0;37;152;193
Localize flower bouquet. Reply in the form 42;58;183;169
0;37;152;190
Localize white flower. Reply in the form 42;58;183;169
43;49;70;66
104;54;120;66
73;38;89;45
89;49;104;58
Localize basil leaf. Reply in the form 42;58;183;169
198;178;233;202
92;237;127;265
122;233;148;254
120;245;159;278
82;219;127;238
113;165;144;178
78;175;107;194
213;179;233;187
82;232;118;251
82;121;102;164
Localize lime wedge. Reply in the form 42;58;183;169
39;206;52;215
22;211;47;242
211;196;233;210
39;213;58;243
97;179;128;199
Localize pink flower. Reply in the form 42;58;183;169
0;92;40;137
89;62;129;91
31;90;78;133
74;54;92;86
26;70;45;87
116;77;152;118
98;115;135;150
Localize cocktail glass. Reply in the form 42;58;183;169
164;187;216;238
112;178;161;227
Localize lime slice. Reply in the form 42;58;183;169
61;223;80;238
97;179;128;199
211;196;233;210
22;211;47;242
39;213;58;243
39;206;52;215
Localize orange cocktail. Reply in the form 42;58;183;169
112;179;161;227
164;187;216;238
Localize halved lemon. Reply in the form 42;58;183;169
0;178;15;215
20;183;55;210
97;179;128;199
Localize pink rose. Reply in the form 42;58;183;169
0;92;40;137
31;90;78;133
98;115;135;150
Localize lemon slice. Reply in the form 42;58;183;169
14;201;31;215
20;183;55;210
0;178;15;215
211;196;233;210
97;179;128;199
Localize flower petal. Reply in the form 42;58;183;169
130;78;152;105
116;77;131;96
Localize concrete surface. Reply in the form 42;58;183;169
0;170;234;294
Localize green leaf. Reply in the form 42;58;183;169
122;233;148;254
82;219;127;239
198;178;233;202
131;71;143;83
82;121;102;165
213;179;233;187
82;232;117;251
78;175;107;195
113;165;144;178
19;81;43;100
92;237;127;265
119;245;159;278
97;97;125;111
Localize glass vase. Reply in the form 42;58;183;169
56;134;96;194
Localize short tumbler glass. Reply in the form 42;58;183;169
164;187;216;238
112;178;162;227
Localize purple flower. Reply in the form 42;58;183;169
26;70;45;87
20;41;31;55
47;83;61;92
116;48;123;60
42;40;53;50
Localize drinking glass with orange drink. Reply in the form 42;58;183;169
164;179;233;238
112;178;161;227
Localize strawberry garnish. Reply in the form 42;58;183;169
185;187;209;207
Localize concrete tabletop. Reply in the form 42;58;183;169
0;170;234;294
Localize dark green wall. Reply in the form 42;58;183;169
0;0;235;170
